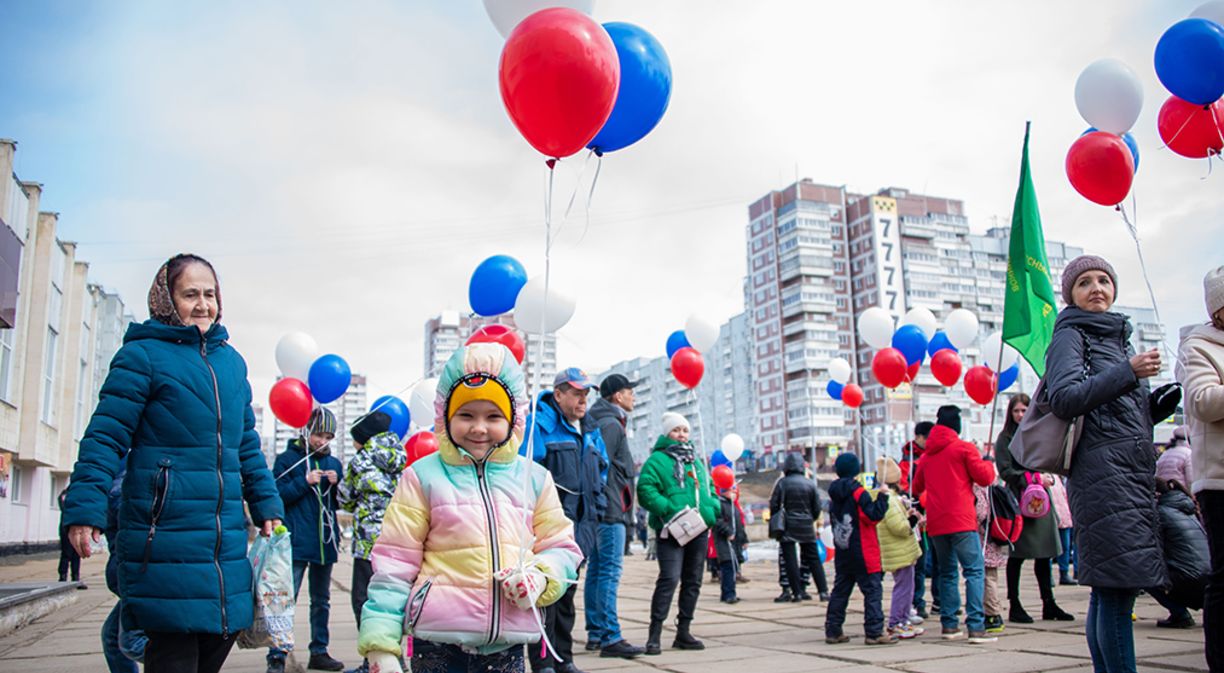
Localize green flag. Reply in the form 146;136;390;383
1002;123;1058;378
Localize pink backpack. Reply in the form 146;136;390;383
1020;473;1050;518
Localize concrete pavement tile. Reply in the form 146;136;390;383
896;651;1086;673
815;641;985;663
660;651;849;673
640;644;764;666
1137;652;1209;672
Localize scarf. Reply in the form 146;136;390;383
663;441;697;488
147;254;222;326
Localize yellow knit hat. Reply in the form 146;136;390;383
446;373;514;424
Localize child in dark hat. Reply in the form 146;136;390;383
824;452;895;646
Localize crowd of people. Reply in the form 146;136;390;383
50;252;1224;673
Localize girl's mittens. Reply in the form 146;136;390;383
495;566;546;610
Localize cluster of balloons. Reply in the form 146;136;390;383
269;333;353;428
1068;59;1143;206
709;433;746;471
469;254;576;335
489;1;672;160
1155;4;1224;159
857;307;981;393
825;357;864;409
663;314;719;390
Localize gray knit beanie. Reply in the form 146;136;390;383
1061;255;1117;306
1205;266;1224;318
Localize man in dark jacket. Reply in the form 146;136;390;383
527;368;608;673
582;374;645;658
912;406;997;643
267;408;345;673
824;453;892;645
771;452;829;602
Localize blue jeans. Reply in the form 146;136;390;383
930;531;986;633
269;561;334;662
1057;528;1076;576
1086;588;1137;673
102;604;140;673
719;560;737;601
584;523;626;647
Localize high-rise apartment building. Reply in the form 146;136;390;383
271;373;369;466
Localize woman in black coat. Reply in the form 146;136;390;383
770;452;828;601
1044;255;1178;673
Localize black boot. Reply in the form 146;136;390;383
1009;598;1034;624
645;620;663;656
672;620;704;650
1058;571;1078;586
1042;600;1074;621
774;589;793;603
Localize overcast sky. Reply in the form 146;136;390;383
1;1;1220;421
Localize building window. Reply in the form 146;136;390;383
0;328;13;403
42;327;58;425
11;464;22;503
76;357;89;438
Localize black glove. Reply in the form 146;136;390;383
1150;382;1182;424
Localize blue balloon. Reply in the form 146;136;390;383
372;395;410;440
308;354;351;404
469;255;527;317
927;331;958;357
665;330;691;359
1155;18;1224;105
710;450;732;468
817;539;828;564
588;23;672;154
892;325;929;366
997;364;1021;392
826;380;844;401
1083;128;1140;173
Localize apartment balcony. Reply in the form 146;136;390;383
900;218;938;239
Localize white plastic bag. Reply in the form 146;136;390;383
237;526;296;650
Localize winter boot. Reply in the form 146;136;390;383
672;620;705;650
645;621;663;656
1009;599;1034;624
1042;600;1075;621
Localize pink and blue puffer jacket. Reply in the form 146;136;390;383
358;343;582;656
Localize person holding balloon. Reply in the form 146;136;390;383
338;410;407;673
711;466;747;604
266;408;346;673
1043;255;1180;673
62;253;284;673
874;457;924;640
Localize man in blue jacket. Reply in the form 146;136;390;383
267;408;346;673
525;368;608;673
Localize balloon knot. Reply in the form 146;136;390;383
593;149;604;158
545;159;557;170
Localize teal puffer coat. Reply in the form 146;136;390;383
63;320;283;635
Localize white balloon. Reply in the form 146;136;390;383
827;357;852;384
409;378;439;429
1191;1;1224;26
1074;58;1144;134
482;0;595;39
901;307;938;339
720;434;745;462
684;314;721;353
858;307;894;350
944;309;980;350
275;332;318;382
981;332;1020;372
514;275;576;334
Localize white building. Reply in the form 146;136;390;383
423;311;557;394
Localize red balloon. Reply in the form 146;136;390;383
841;383;864;409
498;8;620;159
671;347;704;389
871;348;908;389
906;361;921;383
711;465;735;491
1157;96;1224;159
964;365;998;405
1066;131;1135;206
930;350;963;387
405;430;439;467
269;378;313;428
466;324;527;364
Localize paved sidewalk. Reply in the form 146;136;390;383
0;546;1209;672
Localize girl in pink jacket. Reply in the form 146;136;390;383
357;343;582;673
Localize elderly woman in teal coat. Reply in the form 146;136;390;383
63;254;283;673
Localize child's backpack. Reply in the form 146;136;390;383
1019;473;1051;518
988;484;1024;545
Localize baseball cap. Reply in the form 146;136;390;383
554;367;597;390
599;373;639;398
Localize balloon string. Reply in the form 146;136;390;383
1115;202;1174;361
1158;106;1199;152
575;153;603;246
550;150;594;246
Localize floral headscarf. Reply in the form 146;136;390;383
147;253;222;326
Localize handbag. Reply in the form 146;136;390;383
662;463;709;546
769;482;787;540
1010;329;1089;477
